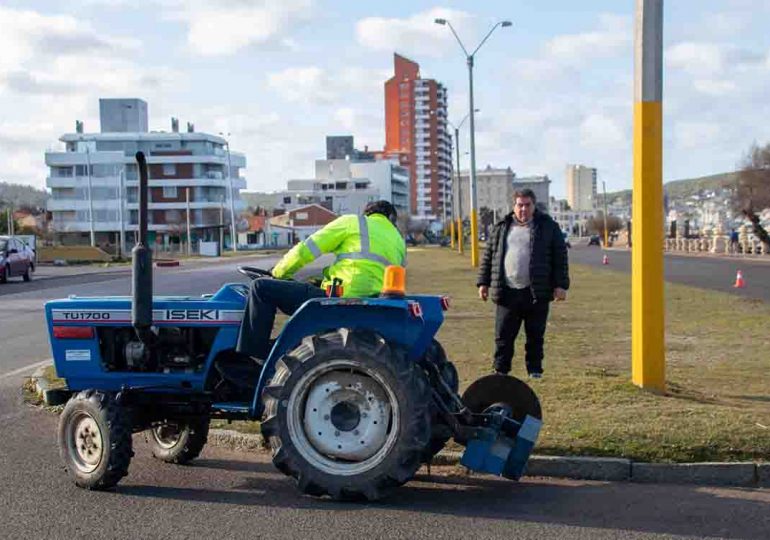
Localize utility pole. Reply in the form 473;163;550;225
219;197;225;256
118;166;126;259
185;187;191;257
602;180;610;247
8;202;14;236
219;134;238;253
454;128;464;254
632;0;665;392
85;143;95;247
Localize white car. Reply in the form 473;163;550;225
0;236;34;283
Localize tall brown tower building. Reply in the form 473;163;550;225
383;54;451;220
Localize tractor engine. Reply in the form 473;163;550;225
97;326;217;373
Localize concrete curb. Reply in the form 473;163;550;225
632;462;758;487
206;429;767;488
526;455;631;481
757;464;770;488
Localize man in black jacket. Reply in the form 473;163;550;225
477;189;570;378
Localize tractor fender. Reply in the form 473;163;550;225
250;295;442;418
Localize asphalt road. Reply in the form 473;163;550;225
570;245;770;302
1;254;768;538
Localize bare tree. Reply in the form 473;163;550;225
586;213;623;237
732;142;770;251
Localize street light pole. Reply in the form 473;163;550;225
220;133;238;253
84;142;96;247
448;110;477;255
453;127;463;253
435;18;512;267
602;180;610;247
118;165;126;259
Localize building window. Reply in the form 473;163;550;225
283;197;292;204
162;163;176;176
295;212;309;220
163;186;178;198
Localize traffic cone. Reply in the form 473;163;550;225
734;269;746;288
602;254;609;265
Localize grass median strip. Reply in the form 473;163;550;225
414;246;770;463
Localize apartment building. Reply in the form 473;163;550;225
383;54;452;221
253;136;410;217
514;175;551;213
566;164;597;211
45;99;246;251
455;166;515;220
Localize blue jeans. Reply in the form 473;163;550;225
236;279;326;360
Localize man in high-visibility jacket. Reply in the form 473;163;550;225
236;200;406;361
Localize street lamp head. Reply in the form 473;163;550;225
434;18;447;25
501;21;513;27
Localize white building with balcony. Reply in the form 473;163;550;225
45;98;246;252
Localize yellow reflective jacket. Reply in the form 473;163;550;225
271;213;406;297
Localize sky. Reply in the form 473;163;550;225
1;0;769;199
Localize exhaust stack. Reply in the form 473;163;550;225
132;151;154;343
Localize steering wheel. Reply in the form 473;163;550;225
237;265;273;280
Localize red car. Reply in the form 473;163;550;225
0;236;34;283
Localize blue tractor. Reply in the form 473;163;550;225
44;153;542;500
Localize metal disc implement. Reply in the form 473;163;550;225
461;374;542;421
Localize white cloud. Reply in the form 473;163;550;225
545;14;630;64
511;13;631;84
674;121;720;150
267;66;389;106
692;79;738;96
334;108;356;131
168;0;313;56
579;113;626;151
356;7;474;58
667;42;725;75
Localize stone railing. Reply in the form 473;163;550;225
663;229;768;256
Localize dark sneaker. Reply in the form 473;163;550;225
528;372;543;379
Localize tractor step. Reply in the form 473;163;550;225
211;402;250;415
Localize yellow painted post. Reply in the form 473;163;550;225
470;210;479;267
457;217;464;254
632;0;665;391
450;219;456;249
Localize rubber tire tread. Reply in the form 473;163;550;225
421;340;459;463
261;329;431;501
146;418;210;464
58;391;133;490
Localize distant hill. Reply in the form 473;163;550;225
0;182;48;210
602;172;739;206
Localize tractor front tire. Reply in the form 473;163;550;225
146;419;210;464
261;329;430;501
58;391;133;490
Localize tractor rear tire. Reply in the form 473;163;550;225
58;391;133;490
421;339;459;463
146;418;210;464
261;329;430;501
